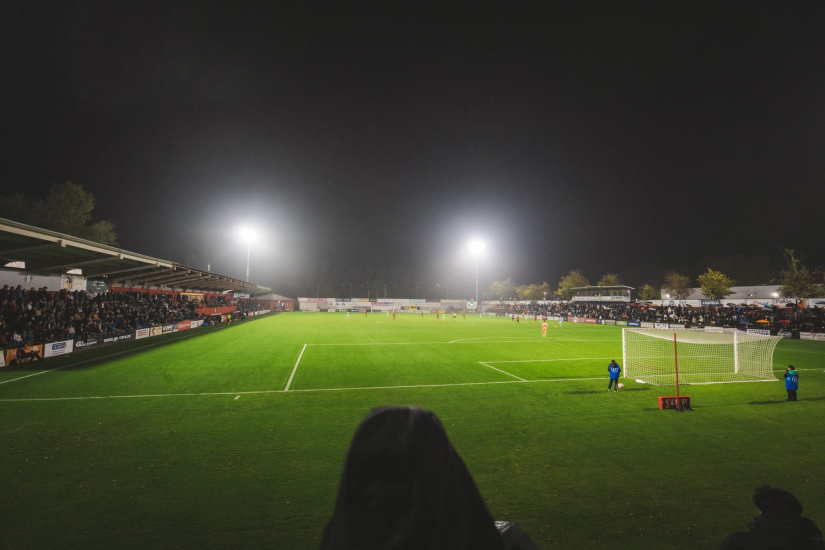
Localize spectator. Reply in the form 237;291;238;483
720;485;824;549
321;406;505;550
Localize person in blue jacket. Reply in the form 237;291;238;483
608;360;621;392
784;365;799;401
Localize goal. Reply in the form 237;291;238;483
622;329;780;386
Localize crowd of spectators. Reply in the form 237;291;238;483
488;301;825;335
0;284;267;348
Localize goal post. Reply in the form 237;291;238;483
622;328;780;386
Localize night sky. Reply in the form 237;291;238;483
2;2;824;298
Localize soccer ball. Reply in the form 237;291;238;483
617;383;624;389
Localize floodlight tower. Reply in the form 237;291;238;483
238;227;257;282
468;239;485;309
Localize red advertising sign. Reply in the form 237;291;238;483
177;321;191;331
584;318;598;324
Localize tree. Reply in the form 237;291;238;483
515;281;553;300
637;284;659;301
557;270;589;300
778;250;822;301
0;181;117;245
662;272;692;300
597;273;621;287
697;268;735;299
483;278;516;300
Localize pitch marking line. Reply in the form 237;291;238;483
485;357;613;364
0;377;608;402
284;344;306;391
308;339;616;346
478;362;525;381
0;329;227;387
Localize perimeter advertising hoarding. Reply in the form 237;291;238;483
0;352;4;367
150;326;163;337
136;328;150;339
747;329;771;336
654;323;669;329
5;345;44;365
100;336;119;347
177;321;191;331
777;331;793;339
583;318;597;324
162;324;176;334
627;321;641;327
800;332;815;340
603;320;616;325
43;340;74;358
704;327;724;333
74;339;98;350
191;320;204;328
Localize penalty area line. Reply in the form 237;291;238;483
284;344;306;391
0;377;608;402
478;362;525;381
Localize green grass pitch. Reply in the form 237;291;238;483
1;312;823;549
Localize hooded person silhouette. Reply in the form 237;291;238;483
320;406;505;550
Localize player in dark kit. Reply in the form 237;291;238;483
784;365;799;401
608;360;621;392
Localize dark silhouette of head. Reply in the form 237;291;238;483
320;406;504;550
752;486;804;516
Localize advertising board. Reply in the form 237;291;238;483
74;339;98;350
162;324;176;334
5;345;44;364
177;321;191;331
704;327;724;333
136;328;150;339
747;329;771;336
654;323;669;329
641;322;654;328
43;340;74;358
800;332;815;340
150;326;163;337
627;321;641;327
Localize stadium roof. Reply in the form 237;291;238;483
0;218;271;295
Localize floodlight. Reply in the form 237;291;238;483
238;227;258;242
468;239;485;255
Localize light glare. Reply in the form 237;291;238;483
468;239;485;254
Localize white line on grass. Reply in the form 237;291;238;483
0;329;224;387
485;357;613;364
308;340;614;346
0;377;608;402
284;344;306;391
478;362;526;381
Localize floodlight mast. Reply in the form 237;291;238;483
238;228;257;283
468;239;485;309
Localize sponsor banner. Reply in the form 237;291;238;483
411;299;426;303
61;274;87;292
627;321;641;327
393;299;411;304
5;345;44;364
136;328;150;339
177;321;192;331
584;318;597;324
221;315;227;322
669;324;686;329
349;309;360;313
43;340;74;358
603;320;616;325
0;352;4;367
191;320;204;328
180;292;204;301
100;336;120;346
747;329;771;336
162;324;176;334
689;327;704;332
74;339;98;350
723;328;740;334
777;331;793;339
800;332;815;340
118;333;134;342
817;333;825;342
701;299;721;306
616;321;627;326
360;298;370;302
704;327;724;333
150;326;163;337
641;322;655;328
654;323;669;329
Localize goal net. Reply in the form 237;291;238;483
622;329;780;385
